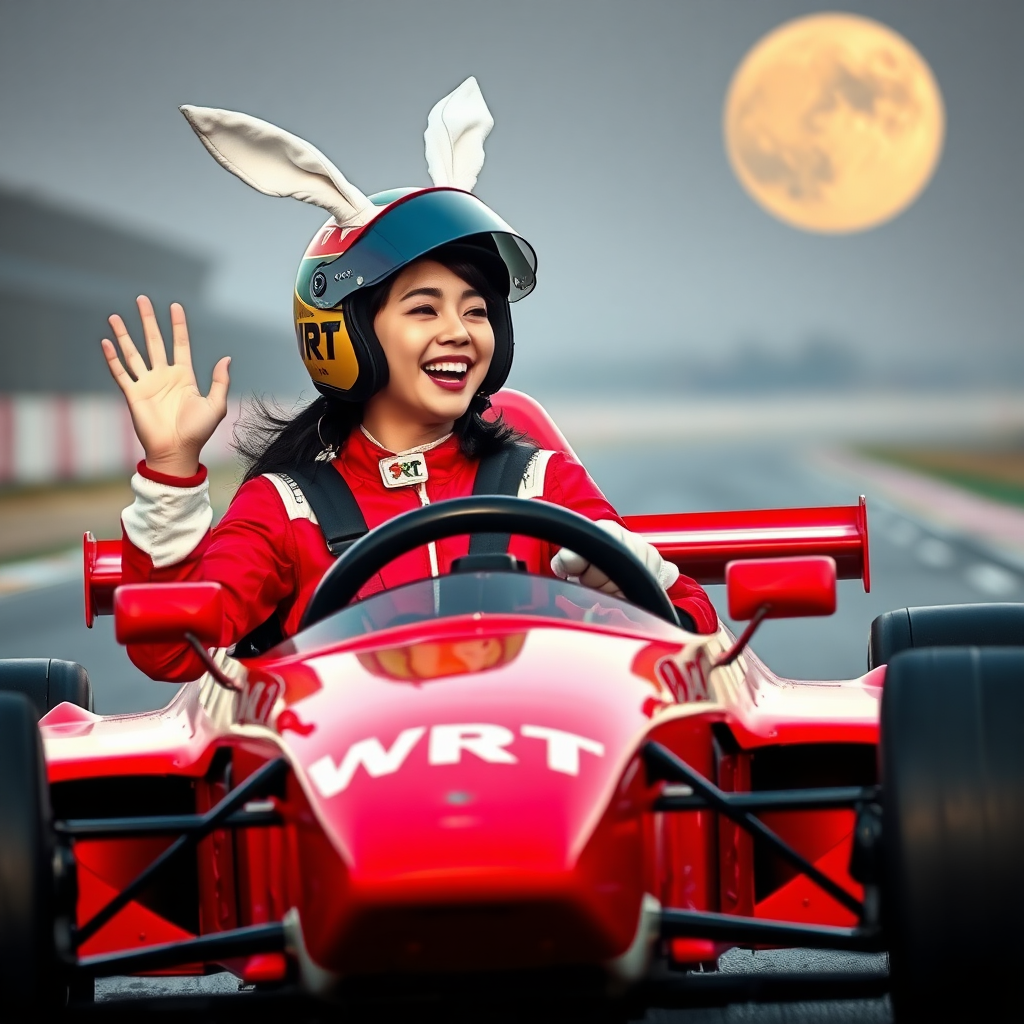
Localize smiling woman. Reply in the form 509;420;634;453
101;78;717;682
236;244;516;480
360;249;502;453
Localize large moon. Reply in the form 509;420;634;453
723;13;945;233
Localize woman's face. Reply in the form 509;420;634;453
370;260;495;426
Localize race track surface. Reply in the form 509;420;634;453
5;440;1013;1019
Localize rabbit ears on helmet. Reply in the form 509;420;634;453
179;77;494;228
422;76;494;192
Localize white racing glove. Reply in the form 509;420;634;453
550;520;680;597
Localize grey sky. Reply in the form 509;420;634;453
0;0;1020;394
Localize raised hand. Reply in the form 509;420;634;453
101;296;231;478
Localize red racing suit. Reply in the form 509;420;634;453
121;430;717;681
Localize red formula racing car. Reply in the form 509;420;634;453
1;394;1023;1022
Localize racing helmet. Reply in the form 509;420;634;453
294;188;536;402
180;78;536;402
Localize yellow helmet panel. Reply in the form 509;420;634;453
293;293;360;391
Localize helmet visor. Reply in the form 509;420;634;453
300;189;537;310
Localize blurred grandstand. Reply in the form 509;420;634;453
0;185;302;484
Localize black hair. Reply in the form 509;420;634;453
235;246;523;483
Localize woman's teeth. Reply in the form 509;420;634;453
423;361;468;378
422;360;470;391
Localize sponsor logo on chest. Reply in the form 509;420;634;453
379;451;429;489
308;723;605;799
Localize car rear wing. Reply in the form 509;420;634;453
623;495;870;590
83;498;869;625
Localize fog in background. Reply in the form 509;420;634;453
0;0;1021;401
4;1;1024;710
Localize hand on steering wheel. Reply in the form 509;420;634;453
551;519;680;597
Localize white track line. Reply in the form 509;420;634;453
0;550;80;597
817;457;1024;597
915;538;956;569
884;520;920;548
965;563;1019;597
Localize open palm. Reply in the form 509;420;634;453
101;296;231;478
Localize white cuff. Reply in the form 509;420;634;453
121;471;213;569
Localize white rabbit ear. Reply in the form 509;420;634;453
180;104;376;227
423;77;494;192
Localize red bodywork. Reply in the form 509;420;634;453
57;391;878;989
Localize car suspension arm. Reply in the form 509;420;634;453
75;921;285;977
656;785;879;813
56;806;281;839
71;757;288;948
642;741;864;919
660;907;882;951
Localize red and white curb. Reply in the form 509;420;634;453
0;393;242;486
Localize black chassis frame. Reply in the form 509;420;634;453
51;743;889;1007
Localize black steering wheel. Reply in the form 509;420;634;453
299;496;678;629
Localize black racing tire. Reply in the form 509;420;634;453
0;659;93;719
881;646;1024;1022
0;691;57;1009
868;602;1024;669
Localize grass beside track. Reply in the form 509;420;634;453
859;444;1024;509
0;463;242;563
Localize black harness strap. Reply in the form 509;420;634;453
468;443;540;556
233;445;540;657
231;463;369;657
283;464;369;557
